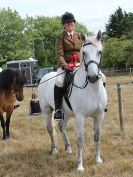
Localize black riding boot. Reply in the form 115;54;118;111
54;85;64;120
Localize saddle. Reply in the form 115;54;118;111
63;71;74;111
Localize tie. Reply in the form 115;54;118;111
70;34;73;40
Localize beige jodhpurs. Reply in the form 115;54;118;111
55;68;66;87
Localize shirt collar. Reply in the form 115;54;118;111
66;31;74;36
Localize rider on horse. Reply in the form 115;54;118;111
54;12;83;120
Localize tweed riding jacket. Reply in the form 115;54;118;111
55;31;83;68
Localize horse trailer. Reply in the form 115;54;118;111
6;59;38;85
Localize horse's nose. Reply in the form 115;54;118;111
88;75;99;83
17;96;23;101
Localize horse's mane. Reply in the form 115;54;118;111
0;69;16;91
87;36;103;50
0;68;26;92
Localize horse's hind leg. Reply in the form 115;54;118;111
46;111;57;154
0;115;6;139
93;113;104;163
58;117;72;154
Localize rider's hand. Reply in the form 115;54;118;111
63;66;74;73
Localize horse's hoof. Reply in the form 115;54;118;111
66;146;72;154
77;164;84;171
96;158;103;164
2;136;8;140
51;148;58;155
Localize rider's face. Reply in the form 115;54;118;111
63;21;75;33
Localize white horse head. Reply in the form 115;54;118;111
79;31;103;83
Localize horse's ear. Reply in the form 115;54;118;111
96;30;102;41
80;32;86;42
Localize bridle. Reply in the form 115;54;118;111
84;59;99;73
82;42;100;73
72;42;102;89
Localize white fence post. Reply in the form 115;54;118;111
117;83;124;131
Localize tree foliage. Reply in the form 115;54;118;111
105;7;133;39
0;8;31;66
1;7;132;69
0;7;91;68
103;7;133;68
102;38;133;68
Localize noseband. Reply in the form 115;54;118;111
82;42;101;82
84;59;99;72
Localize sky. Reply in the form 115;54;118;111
0;0;133;34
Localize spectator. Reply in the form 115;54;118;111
29;92;41;115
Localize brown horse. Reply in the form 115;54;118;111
0;68;26;139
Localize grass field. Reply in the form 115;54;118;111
0;75;133;177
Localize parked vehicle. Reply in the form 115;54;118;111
6;58;38;85
36;67;54;83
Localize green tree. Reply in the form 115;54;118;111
0;8;31;66
102;38;123;68
0;8;91;68
105;7;133;39
105;7;125;38
123;12;133;39
123;40;133;67
102;38;133;68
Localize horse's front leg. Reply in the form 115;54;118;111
75;114;85;171
0;115;6;139
58;117;72;154
46;112;57;154
6;111;13;138
94;112;104;163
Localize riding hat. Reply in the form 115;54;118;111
61;12;76;24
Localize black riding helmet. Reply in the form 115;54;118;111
61;12;76;24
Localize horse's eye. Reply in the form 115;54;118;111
98;51;102;56
83;51;86;57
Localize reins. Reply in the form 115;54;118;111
66;74;89;100
39;66;101;89
72;73;89;89
38;67;89;89
39;71;65;85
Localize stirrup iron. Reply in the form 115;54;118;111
54;109;64;120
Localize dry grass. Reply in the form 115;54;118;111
0;75;133;177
